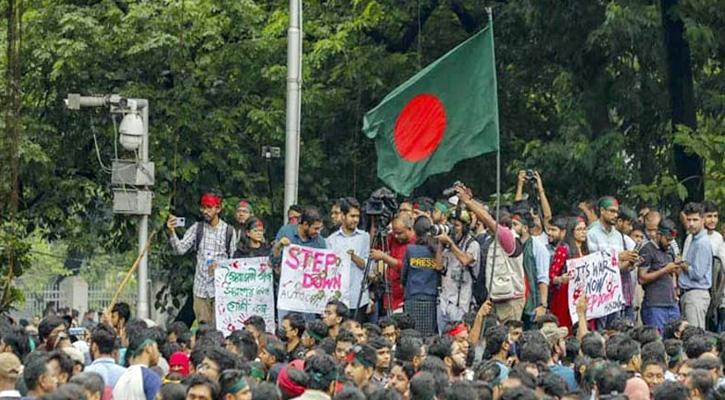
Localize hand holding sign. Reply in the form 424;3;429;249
568;248;624;324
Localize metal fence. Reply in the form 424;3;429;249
88;283;137;313
12;278;137;320
15;283;65;319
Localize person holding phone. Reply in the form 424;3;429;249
167;189;237;326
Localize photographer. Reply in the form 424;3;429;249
436;210;480;333
515;170;553;248
455;185;526;322
401;217;444;335
370;214;416;314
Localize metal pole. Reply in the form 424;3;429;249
284;0;301;226
137;102;150;319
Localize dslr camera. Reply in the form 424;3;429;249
442;180;465;197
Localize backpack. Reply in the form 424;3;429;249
707;255;725;331
470;233;492;306
194;221;235;257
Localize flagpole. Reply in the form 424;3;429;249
486;7;502;298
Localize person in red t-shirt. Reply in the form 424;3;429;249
370;214;417;313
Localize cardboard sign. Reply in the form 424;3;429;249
215;257;275;336
568;248;624;324
277;244;350;314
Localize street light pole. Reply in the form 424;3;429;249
137;103;150;319
284;0;302;225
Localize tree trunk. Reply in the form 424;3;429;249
660;0;703;202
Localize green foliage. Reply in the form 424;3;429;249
0;222;31;313
2;0;722;311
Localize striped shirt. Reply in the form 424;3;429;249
169;220;237;298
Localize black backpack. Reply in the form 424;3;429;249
470;233;492;306
194;221;235;257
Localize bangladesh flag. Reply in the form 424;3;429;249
363;21;500;196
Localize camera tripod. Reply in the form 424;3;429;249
353;217;394;321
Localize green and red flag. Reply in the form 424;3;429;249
363;20;500;196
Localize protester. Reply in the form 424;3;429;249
638;219;681;334
234;218;271;258
273;206;327;323
168;189;238;325
287;205;303;225
326;198;372;323
549;217;588;334
509;208;548;329
680;202;713;328
587;196;639;328
0;353;21;399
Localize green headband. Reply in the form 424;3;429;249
223;378;248;394
250;366;265;381
600;197;619;209
306;330;323;342
131;339;156;356
435;202;449;214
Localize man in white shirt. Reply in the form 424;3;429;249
326;198;371;323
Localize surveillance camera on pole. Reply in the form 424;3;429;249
64;93;153;319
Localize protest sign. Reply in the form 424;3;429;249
215;257;275;337
568;248;624;324
277;244;350;314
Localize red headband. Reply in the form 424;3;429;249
255;219;264;229
447;323;467;337
577;216;586;224
200;194;222;208
277;367;306;397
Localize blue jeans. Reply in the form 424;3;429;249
641;305;681;335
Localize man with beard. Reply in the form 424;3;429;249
510;209;549;329
679;202;713;329
326;198;372;322
167;189;237;325
546;217;567;260
587;196;639;328
273;205;327;322
234;199;255;248
702;202;725;261
370;214;416;314
429;335;467;381
638;220;681;335
436;210;480;333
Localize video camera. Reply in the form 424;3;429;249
363;187;398;224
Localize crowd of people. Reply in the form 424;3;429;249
3;170;725;400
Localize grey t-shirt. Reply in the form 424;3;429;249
639;241;677;307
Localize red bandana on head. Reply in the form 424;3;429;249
256;219;264;229
200;194;222;208
447;323;467;337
